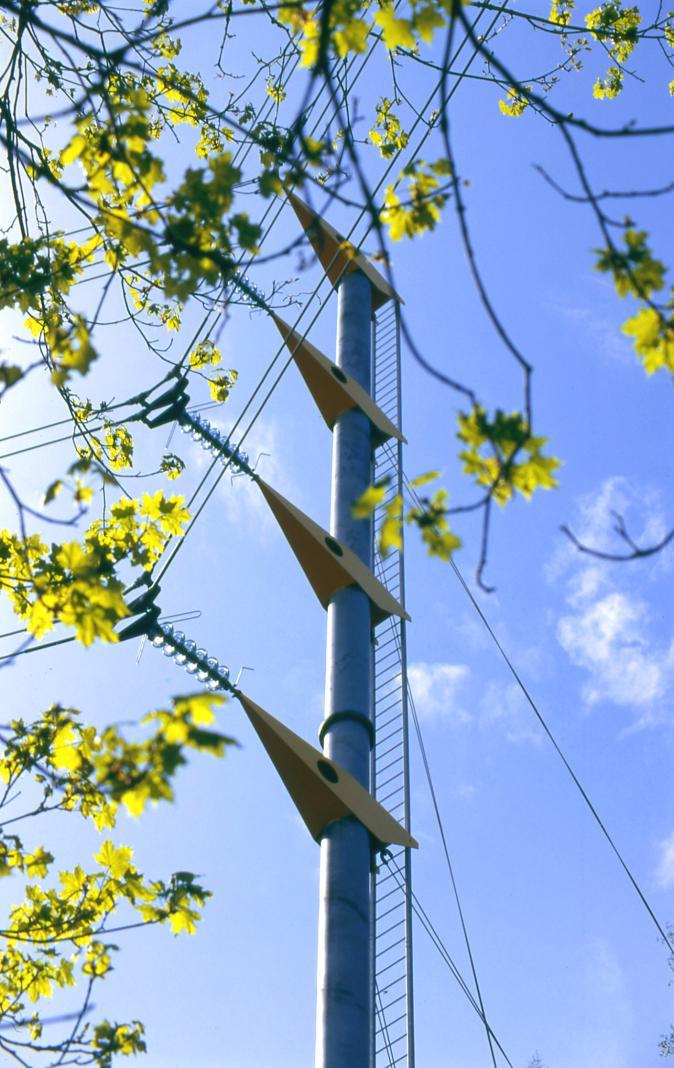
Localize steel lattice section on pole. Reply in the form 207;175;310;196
372;302;415;1068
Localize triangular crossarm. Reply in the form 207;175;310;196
286;191;403;311
256;478;409;626
270;312;405;447
238;692;417;850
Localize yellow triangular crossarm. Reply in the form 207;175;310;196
256;478;410;626
270;312;406;447
286;191;403;311
238;692;417;849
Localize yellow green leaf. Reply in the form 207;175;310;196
95;840;134;880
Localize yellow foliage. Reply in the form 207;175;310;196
381;161;448;241
622;307;674;375
549;0;574;26
208;370;238;402
375;5;416;50
498;85;532;117
457;406;560;505
370;98;409;159
95;840;135;880
334;18;370;54
104;425;134;471
352;483;388;518
266;79;287;103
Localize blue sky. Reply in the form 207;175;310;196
0;3;673;1066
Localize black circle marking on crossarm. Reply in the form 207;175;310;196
330;365;348;384
325;536;344;556
317;759;339;784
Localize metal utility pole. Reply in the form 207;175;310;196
316;269;374;1068
137;191;414;1068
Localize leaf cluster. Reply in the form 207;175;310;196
0;692;233;1064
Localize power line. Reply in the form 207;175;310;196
450;556;674;955
0;8;507;674
152;2;504;586
407;677;499;1068
398;466;674;956
0;397;132;446
382;851;515;1068
0;23;401;659
374;983;397;1067
0;20;382;459
372;576;500;1068
0;398;233;463
3;1;505;585
0;633;76;665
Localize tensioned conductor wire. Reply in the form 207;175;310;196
0;12;388;455
371;577;501;1068
0;5;510;659
382;850;516;1067
152;0;509;585
393;456;674;956
0;4;428;655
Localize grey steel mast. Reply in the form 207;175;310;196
316;269;376;1067
128;192;416;1068
136;191;415;1068
274;191;413;1068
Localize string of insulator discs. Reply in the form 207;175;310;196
147;622;233;693
128;374;255;683
144;410;254;684
230;271;266;309
178;411;254;478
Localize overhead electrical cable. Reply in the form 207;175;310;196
0;398;235;463
374;984;397;1067
0;398;133;446
0;32;330;434
152;0;505;585
382;851;516;1067
0;28;403;655
0;7;508;672
17;24;368;307
407;677;499;1068
0;634;76;664
0;31;379;462
371;579;501;1068
4;1;499;466
397;466;674;956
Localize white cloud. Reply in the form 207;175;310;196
479;680;543;744
408;661;471;724
577;478;667;553
451;782;477;801
552;478;674;724
655;831;674;889
550;294;633;368
407;660;546;743
547;476;671;583
558;591;674;709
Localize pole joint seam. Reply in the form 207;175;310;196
319;709;375;748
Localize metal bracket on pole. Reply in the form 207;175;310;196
117;577;162;641
238;692;417;850
136;375;190;429
286;191;403;311
256;478;410;625
270;311;405;447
